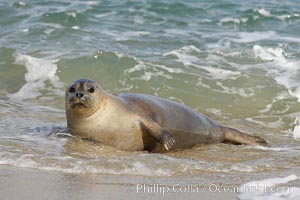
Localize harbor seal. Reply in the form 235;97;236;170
65;79;267;152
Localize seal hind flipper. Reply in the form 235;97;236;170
139;120;175;151
221;126;267;146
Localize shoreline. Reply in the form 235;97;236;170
0;165;237;200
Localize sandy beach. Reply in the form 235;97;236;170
1;1;300;200
0;165;237;200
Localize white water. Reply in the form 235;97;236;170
7;53;64;100
252;45;300;138
239;175;300;200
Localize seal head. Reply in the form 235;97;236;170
65;79;104;118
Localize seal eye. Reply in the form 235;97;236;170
88;87;94;93
69;87;75;93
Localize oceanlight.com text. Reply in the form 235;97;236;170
135;183;293;195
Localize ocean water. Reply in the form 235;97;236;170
1;0;300;198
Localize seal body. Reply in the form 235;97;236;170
65;79;267;152
117;93;224;152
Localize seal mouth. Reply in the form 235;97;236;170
70;102;88;108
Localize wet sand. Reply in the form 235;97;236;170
0;165;236;200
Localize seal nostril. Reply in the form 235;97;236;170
76;93;84;98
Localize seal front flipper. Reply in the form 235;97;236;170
139;120;175;151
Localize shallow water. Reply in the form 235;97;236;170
1;0;300;198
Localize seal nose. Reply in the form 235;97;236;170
76;93;84;98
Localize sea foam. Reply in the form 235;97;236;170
7;53;64;100
164;45;240;80
238;175;300;200
253;45;300;138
